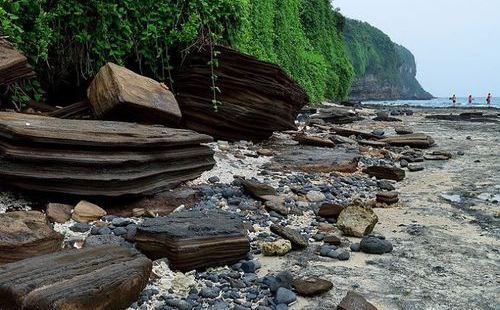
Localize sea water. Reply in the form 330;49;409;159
364;97;500;108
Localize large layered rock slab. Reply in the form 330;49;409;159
0;211;63;264
87;63;182;125
0;112;215;197
0;39;36;85
381;133;435;149
175;46;309;141
136;210;249;271
0;245;151;310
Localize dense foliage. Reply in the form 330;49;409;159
343;18;400;82
1;0;354;106
301;0;353;100
234;0;354;102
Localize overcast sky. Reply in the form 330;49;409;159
334;0;500;97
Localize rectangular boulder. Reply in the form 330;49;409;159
87;62;182;126
136;210;250;271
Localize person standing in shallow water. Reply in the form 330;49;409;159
468;95;474;105
486;93;492;106
450;94;457;106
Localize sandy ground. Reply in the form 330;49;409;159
257;107;500;310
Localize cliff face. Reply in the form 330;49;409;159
344;19;432;101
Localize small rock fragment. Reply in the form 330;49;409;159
292;277;333;296
337;291;378;310
260;240;292;256
46;203;73;223
306;190;326;202
408;163;424;172
376;192;399;205
336;201;378;237
324;235;342;246
72;201;106;223
270;224;308;249
318;203;344;218
275;287;297;305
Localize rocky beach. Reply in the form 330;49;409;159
1;103;498;310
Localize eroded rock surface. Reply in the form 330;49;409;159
337;201;378;237
0;245;151;310
0;211;63;264
136;210;249;271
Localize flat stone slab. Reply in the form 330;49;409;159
381;133;435;149
0;245;152;310
0;211;63;264
363;165;405;181
136;210;249;271
272;145;360;173
236;177;277;200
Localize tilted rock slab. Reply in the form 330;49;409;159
0;211;63;264
270;224;308;249
0;245;151;310
136;210;249;271
88;62;182;126
175;46;309;141
0;112;215;197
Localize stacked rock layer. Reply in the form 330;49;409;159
175;46;309;141
0;112;215;197
136;210;250;271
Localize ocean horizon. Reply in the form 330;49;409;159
365;97;500;108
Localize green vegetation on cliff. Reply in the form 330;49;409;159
1;0;354;106
343;18;431;100
344;19;399;81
